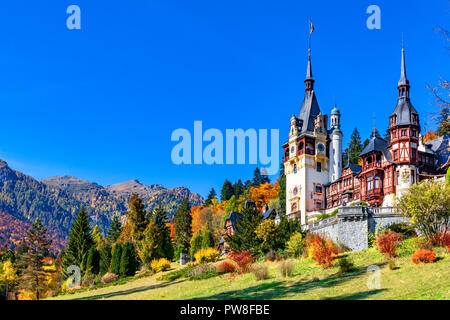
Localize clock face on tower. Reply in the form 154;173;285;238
317;143;325;152
291;146;295;154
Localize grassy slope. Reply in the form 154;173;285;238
50;247;450;300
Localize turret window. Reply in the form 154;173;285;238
294;164;297;174
316;162;322;172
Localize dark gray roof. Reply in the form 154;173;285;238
360;128;393;162
426;134;450;167
344;163;362;174
391;98;418;126
398;47;410;87
298;90;321;134
263;209;276;220
225;211;244;229
306;49;313;80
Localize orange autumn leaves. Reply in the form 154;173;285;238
246;182;280;211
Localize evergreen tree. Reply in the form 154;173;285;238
107;216;122;244
85;247;100;275
252;168;270;186
18;219;53;300
190;231;203;259
128;194;148;242
437;105;450;136
92;225;104;248
384;128;391;145
233;179;244;198
226;204;263;254
201;225;215;248
62;207;94;277
221;180;234;201
204;188;217;207
343;128;365;166
99;243;112;276
136;220;164;265
109;243;122;275
278;163;286;217
275;217;304;250
153;205;174;260
244;180;252;190
120;242;138;277
224;195;238;217
174;198;192;250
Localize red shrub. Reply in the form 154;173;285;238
411;249;437;264
375;230;402;258
228;251;255;274
429;232;450;249
216;261;237;274
305;233;339;268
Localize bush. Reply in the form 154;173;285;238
336;257;355;273
387;223;417;238
150;258;172;272
216;261;237;274
81;271;96;287
279;260;294;278
175;245;186;262
305;233;339;268
411;249;437;264
429;232;450;249
187;264;218;280
375;230;402;259
265;249;284;262
228;251;256;274
285;232;305;258
101;272;118;284
251;265;269;281
368;232;375;248
190;232;203;260
194;248;220;263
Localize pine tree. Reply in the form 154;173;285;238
120;242;138;277
174;198;192;250
204;188;217;207
92;225;104;248
224;195;238;218
201;225;215;248
18;219;53;300
109;243;122;275
437;106;450;136
221;180;234;201
226;204;263;254
107;216;123;244
252;168;270;186
343;128;365;166
128;194;148;242
233;179;244;198
98;243;112;276
136;220;164;265
153;205;174;260
62;207;94;277
85;247;100;275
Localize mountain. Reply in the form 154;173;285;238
0;159;204;249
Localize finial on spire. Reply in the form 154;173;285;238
398;34;410;97
304;18;315;91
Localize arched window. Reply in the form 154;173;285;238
291;203;297;213
298;141;304;151
294;164;297;174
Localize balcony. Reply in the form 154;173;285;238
363;161;382;171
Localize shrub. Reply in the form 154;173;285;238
279;260;294;278
187;264;218;280
429;231;450;249
387;223;417;238
305;233;339;268
368;232;375;248
251;265;269;281
190;232;203;260
101;272;118;284
375;230;402;259
414;237;434;251
150;258;172;272
175;245;186;262
194;248;220;263
336;257;355;273
228;251;256;274
216;261;237;274
81;271;96;287
285;232;305;258
411;249;437;264
265;249;284;262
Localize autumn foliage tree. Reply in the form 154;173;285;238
247;182;279;211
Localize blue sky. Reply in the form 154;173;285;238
0;0;448;198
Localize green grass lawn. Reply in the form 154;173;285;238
49;246;450;300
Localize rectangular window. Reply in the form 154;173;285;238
317;162;322;172
401;130;407;137
411;170;415;184
315;186;323;194
367;176;373;191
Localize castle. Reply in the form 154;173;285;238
283;44;449;225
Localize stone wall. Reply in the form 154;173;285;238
302;206;409;251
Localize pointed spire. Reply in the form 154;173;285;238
398;36;410;89
304;47;315;91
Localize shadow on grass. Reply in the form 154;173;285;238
323;289;386;300
192;262;388;300
74;279;185;300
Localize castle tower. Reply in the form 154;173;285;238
282;45;330;225
329;103;343;182
388;42;421;199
